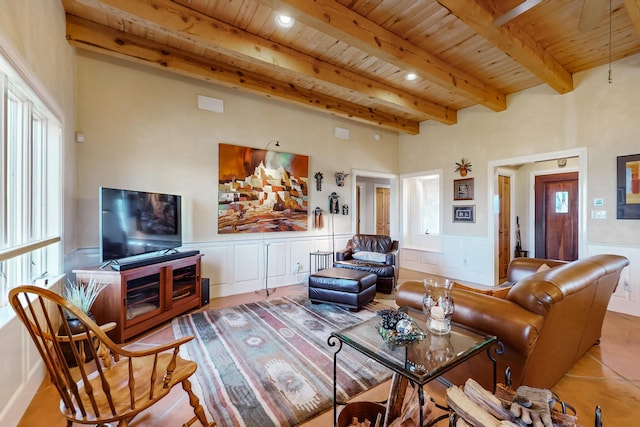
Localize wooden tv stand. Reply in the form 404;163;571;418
74;253;203;343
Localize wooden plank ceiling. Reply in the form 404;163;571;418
62;0;640;135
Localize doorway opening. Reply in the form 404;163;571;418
534;172;579;261
352;170;398;239
488;148;587;284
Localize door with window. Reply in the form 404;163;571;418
534;172;579;261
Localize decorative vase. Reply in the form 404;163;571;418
422;279;455;335
58;313;96;367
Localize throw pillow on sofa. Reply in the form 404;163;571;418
352;251;387;263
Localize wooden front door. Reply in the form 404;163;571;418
498;175;511;281
376;187;390;235
534;172;579;261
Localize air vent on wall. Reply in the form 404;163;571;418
334;126;350;140
197;95;224;113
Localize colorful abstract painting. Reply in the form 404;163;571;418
218;143;309;233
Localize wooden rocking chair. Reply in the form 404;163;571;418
9;285;215;427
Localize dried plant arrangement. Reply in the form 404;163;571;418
63;276;107;315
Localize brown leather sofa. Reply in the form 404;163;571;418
395;254;629;390
334;234;399;293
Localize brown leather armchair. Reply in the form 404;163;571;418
395;254;629;390
334;234;399;293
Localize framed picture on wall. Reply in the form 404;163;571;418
617;153;640;219
453;205;475;223
454;178;474;200
218;143;309;233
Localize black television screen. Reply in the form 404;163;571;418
99;187;182;262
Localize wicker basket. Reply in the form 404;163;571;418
337;401;386;427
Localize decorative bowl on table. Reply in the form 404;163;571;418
376;309;426;345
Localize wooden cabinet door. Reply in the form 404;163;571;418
75;254;202;343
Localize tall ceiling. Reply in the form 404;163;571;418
62;0;640;135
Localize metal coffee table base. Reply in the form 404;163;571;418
328;319;499;427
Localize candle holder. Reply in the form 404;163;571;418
422;279;455;335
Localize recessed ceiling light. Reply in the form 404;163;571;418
405;72;418;81
276;15;295;28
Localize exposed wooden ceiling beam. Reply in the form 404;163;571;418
66;15;420;134
437;0;574;94
263;0;507;112
624;0;640;37
76;0;455;125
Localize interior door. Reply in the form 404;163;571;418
356;185;361;234
375;187;390;235
535;172;579;261
498;175;511;281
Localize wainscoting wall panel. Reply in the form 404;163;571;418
0;279;58;427
291;239;314;274
587;243;640;317
181;234;353;299
267;240;288;279
200;244;232;287
233;242;261;284
400;240;640;316
400;236;491;286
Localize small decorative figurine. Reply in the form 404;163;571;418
335;171;350;187
329;192;340;214
342;204;349;215
455;158;472;177
314;172;323;191
313;206;323;228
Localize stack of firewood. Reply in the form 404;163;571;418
345;413;383;427
446;379;582;427
387;380;434;427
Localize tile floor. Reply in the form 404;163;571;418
18;270;640;426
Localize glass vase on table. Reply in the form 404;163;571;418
422;279;455;335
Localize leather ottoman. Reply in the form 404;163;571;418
308;268;377;311
333;261;396;293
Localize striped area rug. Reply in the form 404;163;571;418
171;295;392;426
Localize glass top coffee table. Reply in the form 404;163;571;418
329;313;498;426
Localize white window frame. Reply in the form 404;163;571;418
0;36;63;309
401;170;443;252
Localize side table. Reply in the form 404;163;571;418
329;314;499;426
309;250;333;273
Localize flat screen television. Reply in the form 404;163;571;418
99;187;182;263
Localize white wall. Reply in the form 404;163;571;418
0;0;77;425
73;50;640;312
399;54;640;316
73;51;400;298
